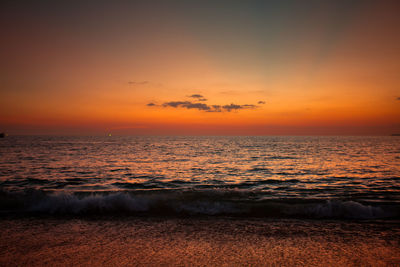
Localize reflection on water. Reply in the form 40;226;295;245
1;136;399;203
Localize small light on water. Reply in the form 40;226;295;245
108;133;112;137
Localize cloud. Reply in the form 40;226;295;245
189;94;203;98
222;104;257;112
158;101;257;112
128;81;149;85
147;94;260;112
211;105;222;112
397;97;400;101
188;94;207;101
163;101;211;111
258;101;266;104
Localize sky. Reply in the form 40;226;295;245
1;0;399;135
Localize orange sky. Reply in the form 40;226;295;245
0;1;399;135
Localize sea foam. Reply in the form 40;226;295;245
1;190;397;219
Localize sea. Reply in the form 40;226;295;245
1;135;400;266
1;135;399;220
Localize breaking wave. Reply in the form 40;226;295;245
0;190;398;219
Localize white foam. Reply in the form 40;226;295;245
0;190;396;219
285;200;388;219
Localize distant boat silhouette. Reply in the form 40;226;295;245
391;133;400;136
0;133;5;138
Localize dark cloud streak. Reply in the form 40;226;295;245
128;81;149;85
188;94;207;101
189;94;204;98
148;94;264;112
158;101;258;112
163;101;211;111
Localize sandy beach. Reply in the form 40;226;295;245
1;217;399;266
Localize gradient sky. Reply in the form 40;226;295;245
1;0;399;135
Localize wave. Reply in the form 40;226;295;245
0;189;398;219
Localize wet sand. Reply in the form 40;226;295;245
0;217;399;266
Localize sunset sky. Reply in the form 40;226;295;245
1;0;399;135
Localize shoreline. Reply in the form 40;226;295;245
1;216;399;266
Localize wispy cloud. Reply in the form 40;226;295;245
189;94;203;98
128;81;149;85
219;90;239;95
219;90;265;95
163;101;211;111
146;103;156;106
153;101;257;112
258;101;266;104
188;94;207;101
397;97;400;101
222;104;257;112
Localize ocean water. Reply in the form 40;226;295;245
1;136;399;219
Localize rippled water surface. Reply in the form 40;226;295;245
1;136;399;218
